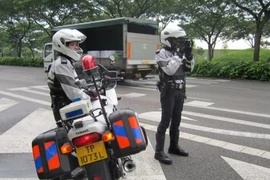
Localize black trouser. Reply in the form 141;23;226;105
51;95;71;122
156;85;185;151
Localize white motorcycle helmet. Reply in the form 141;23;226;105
52;29;86;61
160;24;187;48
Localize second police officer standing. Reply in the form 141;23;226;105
155;24;195;165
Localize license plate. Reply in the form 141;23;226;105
142;60;149;64
76;141;108;166
135;73;141;78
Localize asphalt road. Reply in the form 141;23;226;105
0;65;270;180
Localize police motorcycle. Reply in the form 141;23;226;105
32;55;148;180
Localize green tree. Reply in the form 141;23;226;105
23;24;49;58
177;0;238;61
143;0;180;28
15;0;98;36
229;0;270;61
0;0;32;57
92;0;159;18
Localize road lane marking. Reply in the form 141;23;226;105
121;86;210;101
122;86;157;91
185;103;270;118
222;156;270;180
139;111;270;139
127;140;166;180
0;108;55;153
0;91;50;106
30;85;49;91
182;111;270;130
0;98;18;113
121;83;198;92
186;96;212;101
186;84;199;88
139;122;270;160
9;87;49;96
181;123;270;139
185;100;214;107
119;92;146;98
139;111;196;122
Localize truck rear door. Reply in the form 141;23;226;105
126;32;160;68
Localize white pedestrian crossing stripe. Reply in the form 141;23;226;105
184;100;214;107
0;108;55;153
139;121;270;160
222;156;270;180
138;111;270;160
10;87;49;96
119;92;146;98
0;98;18;112
182;111;270;129
30;85;49;91
0;91;50;106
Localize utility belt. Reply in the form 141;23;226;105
157;81;184;91
165;82;184;89
167;76;183;81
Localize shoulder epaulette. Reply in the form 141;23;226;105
60;56;67;64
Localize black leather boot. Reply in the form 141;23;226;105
168;131;189;157
154;133;172;165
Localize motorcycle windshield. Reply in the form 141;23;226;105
105;71;117;90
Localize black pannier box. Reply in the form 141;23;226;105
109;109;147;158
32;127;74;179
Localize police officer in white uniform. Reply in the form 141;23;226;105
47;29;90;126
154;24;195;164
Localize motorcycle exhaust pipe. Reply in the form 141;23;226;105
122;157;136;172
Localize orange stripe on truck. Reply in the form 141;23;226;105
127;42;131;59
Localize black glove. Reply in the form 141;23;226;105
83;89;94;97
184;39;193;60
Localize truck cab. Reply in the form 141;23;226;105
43;43;53;73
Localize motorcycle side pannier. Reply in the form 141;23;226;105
31;127;74;179
109;109;147;158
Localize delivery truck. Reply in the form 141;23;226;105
43;17;160;79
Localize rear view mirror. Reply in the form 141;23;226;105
109;54;115;64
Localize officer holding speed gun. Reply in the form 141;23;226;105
154;24;195;165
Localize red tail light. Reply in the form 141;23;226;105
72;132;101;147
